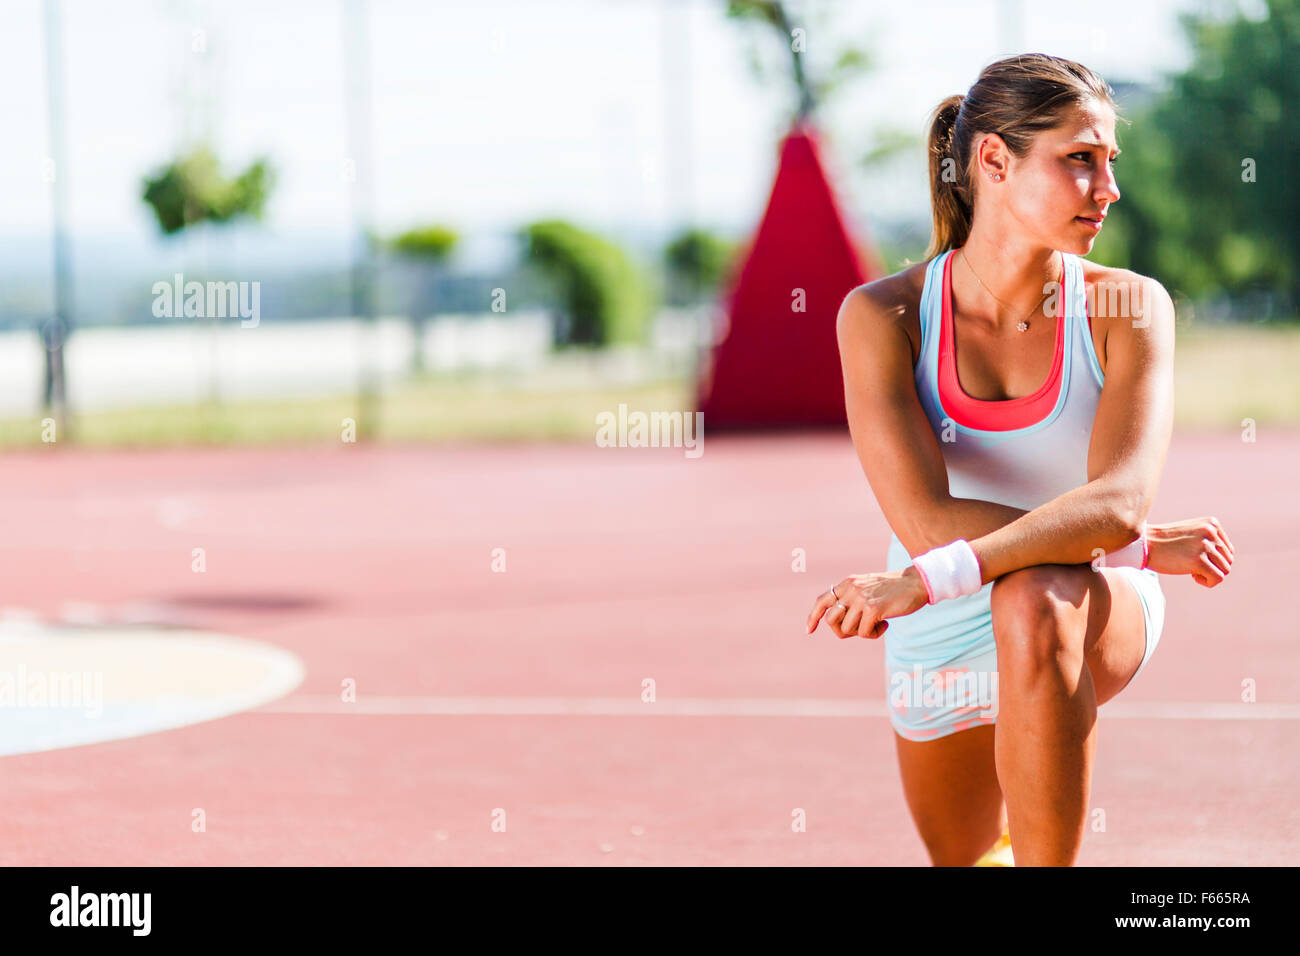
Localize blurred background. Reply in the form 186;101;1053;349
0;0;1296;444
2;0;1297;869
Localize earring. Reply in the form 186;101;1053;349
989;173;1002;181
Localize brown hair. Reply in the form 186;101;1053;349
925;53;1121;260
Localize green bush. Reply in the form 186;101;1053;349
141;146;274;235
519;220;655;346
389;225;459;261
664;228;737;302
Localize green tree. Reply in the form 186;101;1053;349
664;228;738;304
140;146;275;411
389;226;458;261
724;3;916;208
725;0;873;125
1104;0;1299;312
141;146;274;235
519;221;655;347
387;225;459;374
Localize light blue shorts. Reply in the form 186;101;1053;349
883;537;1165;743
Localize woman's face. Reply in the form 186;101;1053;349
988;98;1122;255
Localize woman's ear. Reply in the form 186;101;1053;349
974;132;1010;182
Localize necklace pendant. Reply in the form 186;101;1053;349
1017;320;1029;332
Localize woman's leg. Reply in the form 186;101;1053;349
895;724;1006;866
989;564;1150;866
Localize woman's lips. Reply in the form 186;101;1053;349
1076;216;1103;232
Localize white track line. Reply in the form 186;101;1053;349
257;696;1300;719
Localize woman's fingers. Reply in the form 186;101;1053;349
1204;542;1231;576
807;576;898;640
1215;531;1234;562
807;580;852;634
854;607;872;638
840;601;863;636
825;601;849;638
806;590;834;633
805;599;823;634
1208;517;1234;558
1197;553;1226;587
857;607;887;639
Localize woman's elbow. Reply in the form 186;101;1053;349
896;507;949;558
1110;488;1150;541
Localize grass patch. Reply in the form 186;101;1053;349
1173;322;1300;428
0;375;696;448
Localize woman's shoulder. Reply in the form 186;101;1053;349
840;259;931;328
1078;257;1172;295
838;259;932;365
1077;258;1175;323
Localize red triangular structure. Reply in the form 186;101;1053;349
697;120;884;428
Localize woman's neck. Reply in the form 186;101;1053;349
954;226;1061;331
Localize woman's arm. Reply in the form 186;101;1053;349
964;274;1176;582
835;280;955;559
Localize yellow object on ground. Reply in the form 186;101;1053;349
974;829;1015;867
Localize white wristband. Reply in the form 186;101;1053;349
911;539;983;604
1101;522;1148;569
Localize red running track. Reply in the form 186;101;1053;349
0;429;1295;865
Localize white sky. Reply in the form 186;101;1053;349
0;0;1228;257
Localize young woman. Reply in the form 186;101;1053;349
804;54;1235;867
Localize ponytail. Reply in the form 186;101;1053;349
924;94;973;260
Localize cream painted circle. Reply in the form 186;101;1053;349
0;618;303;756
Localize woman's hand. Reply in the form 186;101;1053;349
1144;517;1235;588
806;566;931;639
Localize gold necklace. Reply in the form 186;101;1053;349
958;249;1060;332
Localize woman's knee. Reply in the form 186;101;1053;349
990;566;1088;675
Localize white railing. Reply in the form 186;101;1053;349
0;305;714;416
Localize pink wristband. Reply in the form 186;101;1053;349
1102;522;1148;569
